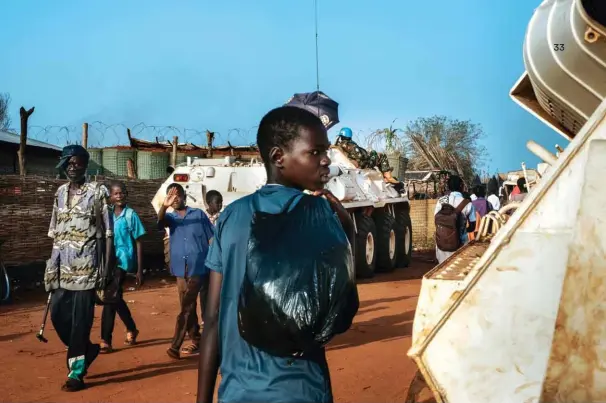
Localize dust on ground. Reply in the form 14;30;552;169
0;253;437;403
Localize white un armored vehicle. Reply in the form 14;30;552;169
406;1;606;402
151;146;413;279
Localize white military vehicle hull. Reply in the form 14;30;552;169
407;1;606;402
152;146;413;278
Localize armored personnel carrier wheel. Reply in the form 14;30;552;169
373;209;397;272
354;213;377;279
394;203;413;268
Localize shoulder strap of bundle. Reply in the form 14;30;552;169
455;198;470;214
283;194;302;213
280;193;310;215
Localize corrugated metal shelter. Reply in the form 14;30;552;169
0;130;62;175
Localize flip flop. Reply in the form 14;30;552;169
180;344;200;356
166;347;180;360
125;329;139;346
99;341;113;354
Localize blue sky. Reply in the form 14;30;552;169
1;0;559;172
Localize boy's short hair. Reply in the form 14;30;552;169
475;185;486;198
206;190;223;202
108;180;127;194
256;106;325;164
487;177;499;195
447;175;463;192
517;177;527;192
167;183;185;196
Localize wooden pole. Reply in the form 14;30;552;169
18;106;35;176
127;158;137;179
82;122;89;149
172;136;178;167
206;130;214;158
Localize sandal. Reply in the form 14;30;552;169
166;347;180;360
61;378;86;392
180;344;200;356
99;341;113;354
125;329;139;346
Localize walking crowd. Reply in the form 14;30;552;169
433;173;526;263
43;105;360;403
42;100;524;401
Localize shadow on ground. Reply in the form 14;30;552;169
328;309;416;351
87;357;199;386
357;251;436;286
0;274;176;315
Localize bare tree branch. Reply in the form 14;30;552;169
0;93;11;131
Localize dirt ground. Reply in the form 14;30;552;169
0;253;437;403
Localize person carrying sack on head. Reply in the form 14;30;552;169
434;175;477;264
45;145;114;392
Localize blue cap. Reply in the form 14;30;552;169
56;145;89;169
339;127;353;138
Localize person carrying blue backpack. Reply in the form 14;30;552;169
100;180;146;353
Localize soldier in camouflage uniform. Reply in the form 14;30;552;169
334;127;401;185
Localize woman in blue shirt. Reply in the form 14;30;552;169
197;106;356;403
100;180;146;353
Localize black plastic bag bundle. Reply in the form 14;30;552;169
238;194;359;357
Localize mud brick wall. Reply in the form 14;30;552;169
409;199;438;250
0;175;165;267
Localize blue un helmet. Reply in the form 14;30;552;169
339;127;353;139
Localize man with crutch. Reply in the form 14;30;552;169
43;145;114;392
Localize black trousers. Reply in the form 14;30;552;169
100;268;137;345
50;288;97;381
170;274;209;351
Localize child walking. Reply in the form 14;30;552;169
204;190;223;226
158;183;214;359
100;180;145;353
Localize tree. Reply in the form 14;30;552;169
0;93;11;131
365;119;406;154
403;115;486;184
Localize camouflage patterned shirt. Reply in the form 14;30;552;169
335;135;392;173
45;181;113;292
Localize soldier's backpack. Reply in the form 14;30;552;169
435;198;470;252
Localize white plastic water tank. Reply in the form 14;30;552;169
326;176;357;201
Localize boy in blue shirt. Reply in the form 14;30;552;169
100;180;146;353
158;183;214;359
197;106;356;403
